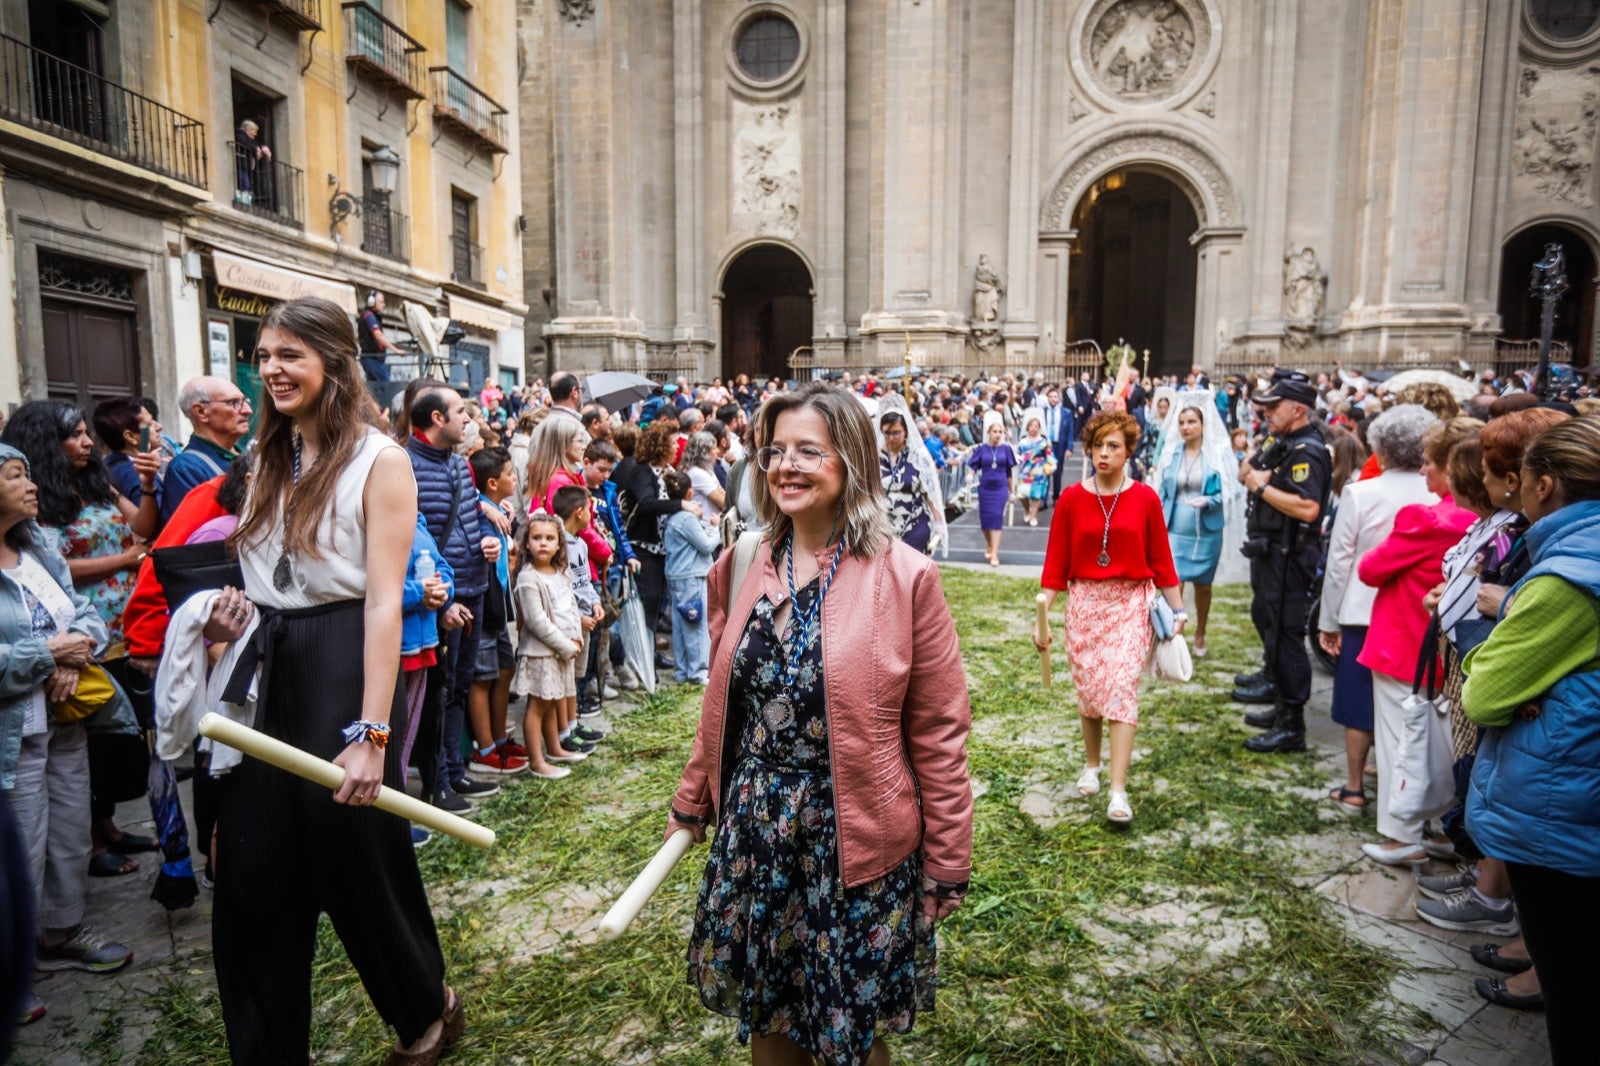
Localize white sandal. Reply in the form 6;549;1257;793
1076;765;1102;796
1107;790;1133;823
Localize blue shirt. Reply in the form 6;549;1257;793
160;436;237;521
924;434;946;469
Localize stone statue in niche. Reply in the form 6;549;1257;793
1282;245;1326;348
1090;0;1195;98
971;255;1004;352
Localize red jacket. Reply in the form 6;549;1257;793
538;467;612;578
670;537;973;889
123;477;228;659
1357;496;1476;681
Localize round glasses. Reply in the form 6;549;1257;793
755;446;832;473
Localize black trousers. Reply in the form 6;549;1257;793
1505;862;1599;1064
1248;547;1316;707
636;551;667;636
213;600;444;1063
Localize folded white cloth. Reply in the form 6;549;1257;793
154;589;258;774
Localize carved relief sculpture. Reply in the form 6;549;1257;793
1089;0;1196;100
731;102;802;238
1512;65;1599;207
1282;245;1326;349
970;255;1004;352
558;0;595;24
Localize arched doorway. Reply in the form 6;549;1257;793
1068;169;1199;379
1498;223;1596;366
720;244;812;382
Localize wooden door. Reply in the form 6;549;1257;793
41;296;139;410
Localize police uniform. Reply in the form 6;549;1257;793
1238;373;1330;753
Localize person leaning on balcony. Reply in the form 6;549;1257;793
234;120;270;206
161;377;252;523
358;292;405;382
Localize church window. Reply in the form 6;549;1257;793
1530;0;1600;39
735;15;799;82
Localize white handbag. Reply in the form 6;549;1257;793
1389;622;1456;823
1147;634;1193;682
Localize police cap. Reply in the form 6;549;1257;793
1254;369;1318;407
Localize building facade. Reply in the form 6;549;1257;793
517;0;1600;382
1;0;526;418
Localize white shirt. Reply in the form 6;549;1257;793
1319;470;1437;630
2;552;77;736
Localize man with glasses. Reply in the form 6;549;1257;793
161;376;252;521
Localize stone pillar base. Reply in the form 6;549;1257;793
543;317;648;373
859;310;969;372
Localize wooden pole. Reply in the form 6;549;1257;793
599;829;696;939
1035;592;1052;687
198;713;495;848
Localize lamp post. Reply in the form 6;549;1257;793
1531;242;1568;401
368;145;402;195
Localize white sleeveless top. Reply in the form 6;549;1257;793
239;429;412;609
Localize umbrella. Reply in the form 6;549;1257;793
584;371;659;413
1377;368;1476;402
614;572;657;694
145;741;197;911
883;364;925;380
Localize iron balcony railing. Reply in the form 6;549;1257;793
361;193;410;263
342;2;426;100
228;141;304;227
261;0;323;32
428;67;508;154
0;32;207;188
451;232;484;288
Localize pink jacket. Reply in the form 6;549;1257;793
1357;496;1476;681
539;466;612;578
670;537;974;890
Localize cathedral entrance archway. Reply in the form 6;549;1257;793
1068;169;1198;379
720;244;813;382
1498;221;1596;368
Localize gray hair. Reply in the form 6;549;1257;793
178;378;214;416
678;407;704;431
1366;404;1435;472
681;430;717;471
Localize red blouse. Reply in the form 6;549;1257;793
1041;481;1179;589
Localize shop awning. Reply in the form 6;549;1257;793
448;294;523;334
211;251;357;314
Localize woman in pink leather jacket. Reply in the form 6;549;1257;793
668;383;973;1066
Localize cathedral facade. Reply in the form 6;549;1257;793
516;0;1600;382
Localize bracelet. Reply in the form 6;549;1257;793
340;720;391;750
1172;608;1188;618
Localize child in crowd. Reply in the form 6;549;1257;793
514;512;583;780
581;439;636;708
467;447;526;776
662;471;716;684
552;486;605;753
401;513;455;844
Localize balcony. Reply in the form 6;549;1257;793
259;0;323;33
451;233;484;289
228;142;304;228
0;32;207;188
360;194;409;263
342;2;425;101
428;68;508;155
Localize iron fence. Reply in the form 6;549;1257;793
260;0;323;31
428;67;508;153
342;2;426;99
361;194;410;263
450;233;484;288
0;32;207;187
228;141;303;227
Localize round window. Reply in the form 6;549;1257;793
736;15;800;82
1530;0;1600;39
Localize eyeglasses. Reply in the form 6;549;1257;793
755;446;832;473
210;397;250;411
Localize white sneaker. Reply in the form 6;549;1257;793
602;683;619;699
616;664;642;691
1106;791;1133;823
1076;765;1102;796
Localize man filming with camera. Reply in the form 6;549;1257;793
1233;370;1330;753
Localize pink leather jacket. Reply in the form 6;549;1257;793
669;536;974;891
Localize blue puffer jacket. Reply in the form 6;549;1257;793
405;436;486;597
1466;498;1600;877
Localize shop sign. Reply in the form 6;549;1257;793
212;250;358;314
207;317;233;378
207;282;275;318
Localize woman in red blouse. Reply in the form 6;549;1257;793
1035;411;1183;824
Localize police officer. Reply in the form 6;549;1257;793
1233;370;1330;753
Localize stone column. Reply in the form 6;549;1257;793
1192;227;1247;370
672;0;713;373
1001;0;1042;363
1037;229;1075;365
813;0;848;365
1238;0;1298;345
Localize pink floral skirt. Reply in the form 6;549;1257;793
1067;578;1154;725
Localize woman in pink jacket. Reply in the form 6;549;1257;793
1357;410;1477;867
668;383;973;1066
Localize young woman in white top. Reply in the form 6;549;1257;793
208;297;460;1066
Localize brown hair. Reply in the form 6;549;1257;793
519;511;568;575
1394;382;1461;421
232;297;378;560
1422;416;1484;470
634;421;677;468
1330;432;1368;499
611;422;639;459
1081;410;1141;451
1521;417;1600;503
1480;408;1569;478
1446;436;1493;514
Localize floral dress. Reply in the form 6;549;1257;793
57;500;136;650
879;450;931;554
1016;436;1054;501
688;581;934;1066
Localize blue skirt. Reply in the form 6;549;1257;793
1330;625;1374;731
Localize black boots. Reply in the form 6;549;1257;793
1243;707;1278;729
1231;676;1278;705
1244;704;1307;753
1234;668;1266;686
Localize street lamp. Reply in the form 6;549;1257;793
368;145;402;195
1530;242;1568;401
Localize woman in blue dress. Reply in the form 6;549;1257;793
966;412;1017;567
1155;403;1226;656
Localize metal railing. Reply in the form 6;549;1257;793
428;67;508;153
0;33;207;188
228;141;304;227
341;2;425;99
261;0;323;31
360;194;409;262
1495;337;1573;380
450;233;484;288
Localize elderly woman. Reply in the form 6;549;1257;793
1316;406;1442;811
1353;407;1476;864
0;442;135;1025
668;383;971;1066
680;430;726;529
1462;417;1600;1063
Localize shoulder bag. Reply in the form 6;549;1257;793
1390;616;1455;823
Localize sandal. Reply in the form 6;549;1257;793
1076;765;1102;797
89;851;139;877
1329;786;1366;809
384;987;463;1066
106;833;158;855
1106;790;1133;824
